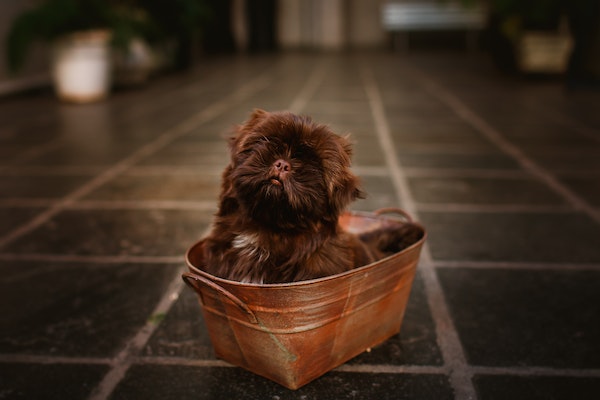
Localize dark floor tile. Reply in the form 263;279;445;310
4;209;210;256
136;141;229;167
306;110;374;127
438;268;600;368
379;91;432;107
408;176;566;205
2;120;63;146
420;211;600;263
143;288;215;359
0;207;44;237
111;364;454;400
83;173;221;202
0;145;35;164
0;362;108;400
25;142;142;167
499;123;600;148
390;123;491;147
397;151;522;170
386;110;463;126
311;86;368;102
0;174;92;199
352;175;399;212
349;272;444;366
474;375;600;400
521;147;600;165
495;121;589;138
302;101;371;118
0;261;180;357
528;151;600;173
171;124;231;142
352;139;388;166
560;176;600;206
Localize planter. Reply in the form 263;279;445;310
517;30;572;73
182;209;426;389
52;30;111;103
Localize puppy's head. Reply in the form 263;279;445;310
223;109;364;230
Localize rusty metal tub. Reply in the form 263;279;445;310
182;209;426;390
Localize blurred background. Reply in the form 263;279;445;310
1;0;599;100
1;2;600;399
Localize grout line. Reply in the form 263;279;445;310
0;199;218;211
0;253;183;264
361;66;477;400
0;165;223;176
409;68;600;225
471;365;600;378
0;75;271;250
0;166;95;176
68;200;218;211
3;352;600;380
0;199;58;208
515;147;600;156
416;203;575;214
4;352;599;379
554;170;600;177
3;199;577;216
4;252;598;272
301;99;370;107
530;103;600;144
335;363;448;375
287;59;329;114
134;356;232;368
4;164;594;180
0;354;112;365
352;165;390;176
434;260;600;271
0;141;65;174
402;167;531;179
378;143;496;154
88;265;186;400
125;166;225;176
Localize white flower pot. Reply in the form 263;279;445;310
52;30;111;103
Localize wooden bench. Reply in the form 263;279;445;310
381;1;487;51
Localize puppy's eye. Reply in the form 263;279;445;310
293;149;304;158
292;145;312;159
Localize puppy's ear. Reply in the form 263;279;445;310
240;109;269;133
329;167;365;215
325;134;366;216
249;108;268;122
216;164;239;216
228;109;270;156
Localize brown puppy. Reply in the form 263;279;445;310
202;109;421;283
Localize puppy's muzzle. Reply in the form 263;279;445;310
270;159;291;186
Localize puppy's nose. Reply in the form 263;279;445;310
273;159;291;175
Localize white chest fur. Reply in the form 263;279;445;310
232;233;270;263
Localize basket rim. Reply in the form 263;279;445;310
185;209;426;289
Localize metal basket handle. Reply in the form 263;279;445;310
374;207;413;223
182;272;258;324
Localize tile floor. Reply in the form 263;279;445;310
1;52;599;399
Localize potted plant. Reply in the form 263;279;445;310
138;0;213;71
484;0;572;74
6;0;154;103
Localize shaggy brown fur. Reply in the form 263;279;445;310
202;109;421;283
